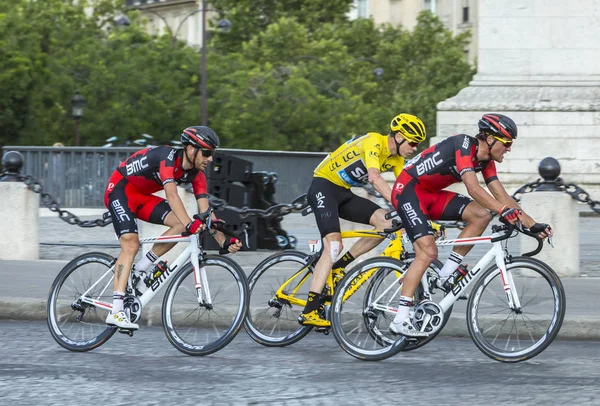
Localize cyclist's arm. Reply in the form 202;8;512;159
487;179;537;227
164;182;193;226
364;134;393;202
461;171;505;214
197;197;242;253
368;168;392;202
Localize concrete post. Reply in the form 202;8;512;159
519;192;579;277
519;157;579;277
138;186;198;264
0;151;40;260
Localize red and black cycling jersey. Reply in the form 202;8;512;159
403;134;498;190
115;146;207;199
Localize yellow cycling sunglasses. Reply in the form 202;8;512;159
493;135;513;147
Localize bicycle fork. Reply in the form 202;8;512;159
494;244;522;312
191;255;213;309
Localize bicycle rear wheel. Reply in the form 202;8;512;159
244;251;315;347
467;257;566;362
331;257;410;361
162;255;249;356
47;252;117;352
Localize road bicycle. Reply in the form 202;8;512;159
331;219;566;362
243;208;449;348
47;209;249;356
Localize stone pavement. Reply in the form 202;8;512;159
0;211;599;339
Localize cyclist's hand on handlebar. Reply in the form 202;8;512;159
185;219;204;234
220;237;242;255
529;223;553;240
500;206;521;225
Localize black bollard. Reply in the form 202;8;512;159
536;157;561;191
0;151;24;182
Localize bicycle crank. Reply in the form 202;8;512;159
412;300;444;335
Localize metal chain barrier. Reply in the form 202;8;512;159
513;178;600;214
209;194;309;219
1;171;112;228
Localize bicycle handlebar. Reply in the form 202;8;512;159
490;220;546;257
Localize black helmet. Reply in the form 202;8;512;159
181;126;220;149
478;114;518;140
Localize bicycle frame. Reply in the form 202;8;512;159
273;228;405;308
78;233;211;313
371;230;521;316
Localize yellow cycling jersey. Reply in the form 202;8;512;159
314;132;404;188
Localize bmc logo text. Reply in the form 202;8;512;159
316;192;325;208
126;156;149;176
462;136;469;149
402;202;422;226
416;152;442;176
111;199;130;222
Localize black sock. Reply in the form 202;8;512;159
303;291;323;314
332;251;355;270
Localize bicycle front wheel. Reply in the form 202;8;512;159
331;257;410;361
47;252;117;352
244;251;315;347
162;255;249;356
467;256;566;362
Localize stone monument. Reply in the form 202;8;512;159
435;0;600;196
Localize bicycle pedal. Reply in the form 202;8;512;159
315;327;330;335
117;328;135;337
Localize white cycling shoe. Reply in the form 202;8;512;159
106;311;139;330
389;318;429;338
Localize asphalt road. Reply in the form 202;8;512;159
1;321;599;405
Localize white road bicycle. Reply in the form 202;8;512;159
47;210;249;356
331;220;566;362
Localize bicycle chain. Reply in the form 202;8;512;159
1;172;112;227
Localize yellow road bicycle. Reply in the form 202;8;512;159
243;208;449;349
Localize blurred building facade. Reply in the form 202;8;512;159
349;0;478;64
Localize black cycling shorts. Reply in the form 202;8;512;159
392;171;472;242
104;171;172;237
307;177;382;238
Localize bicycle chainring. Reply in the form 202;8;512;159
412;300;444;335
123;295;143;323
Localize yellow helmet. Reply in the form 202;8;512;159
390;113;426;143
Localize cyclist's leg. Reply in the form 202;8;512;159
104;177;141;329
135;198;185;264
299;178;348;326
339;200;390;259
434;194;491;280
389;173;436;337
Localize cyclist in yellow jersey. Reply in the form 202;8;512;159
299;113;426;327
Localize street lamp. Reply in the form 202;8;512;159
71;91;85;146
141;2;231;125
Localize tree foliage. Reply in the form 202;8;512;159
0;0;475;151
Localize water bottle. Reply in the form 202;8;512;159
144;260;168;287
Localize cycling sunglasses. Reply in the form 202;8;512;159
493;136;513;147
407;141;420;148
200;149;215;158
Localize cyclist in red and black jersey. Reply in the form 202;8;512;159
388;114;553;337
103;126;242;330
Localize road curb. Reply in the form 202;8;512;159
4;298;598;341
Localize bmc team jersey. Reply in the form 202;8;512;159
114;146;207;198
392;134;498;242
313;132;404;188
104;146;207;236
402;134;498;191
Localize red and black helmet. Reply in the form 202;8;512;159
181;126;220;149
478;114;518;140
